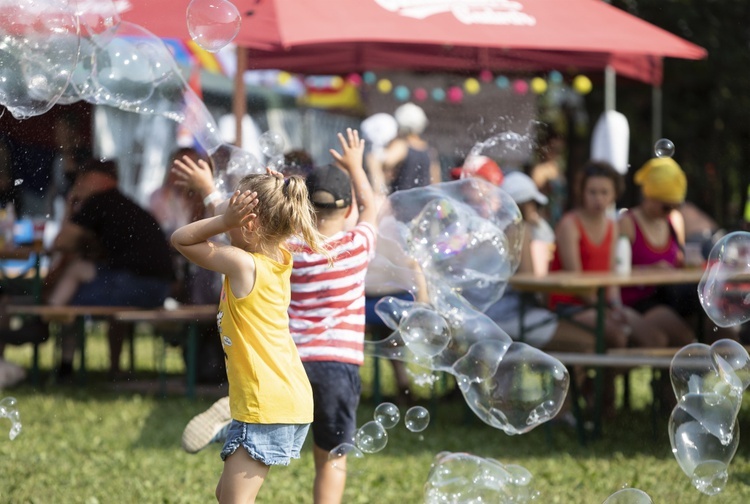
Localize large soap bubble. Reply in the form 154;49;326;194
0;0;80;118
458;341;570;435
669;413;738;496
698;231;750;327
367;179;523;312
355;420;388;454
423;452;538;503
186;0;241;53
668;339;750;495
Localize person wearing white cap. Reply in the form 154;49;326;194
501;171;555;276
377;103;441;194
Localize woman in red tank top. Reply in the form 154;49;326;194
549;161;669;351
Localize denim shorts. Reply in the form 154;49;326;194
303;361;361;451
220;421;310;466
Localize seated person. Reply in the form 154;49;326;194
151;147;224;383
548;161;669;350
620;157;729;344
40;159;175;377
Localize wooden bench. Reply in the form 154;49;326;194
6;304;217;398
113;305;217;398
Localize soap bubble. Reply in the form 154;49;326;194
424;452;538;503
327;442;365;474
669;414;738;496
0;396;21;440
210;144;263;197
0;0;80;119
698;231;750;327
186;0;241;53
602;488;653;503
92;34;156;106
404;406;430;432
399;306;451;357
259;131;285;158
355;420;388;454
73;0;121;39
654;138;675;158
373;402;400;429
458;342;569;435
366;179;522;312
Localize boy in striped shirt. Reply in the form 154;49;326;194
290;128;377;503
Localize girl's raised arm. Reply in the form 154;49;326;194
171;190;258;282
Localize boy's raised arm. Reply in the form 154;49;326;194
330;128;377;227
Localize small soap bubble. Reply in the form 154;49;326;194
186;0;242;53
405;406;430;432
602;488;653;503
0;396;21;440
327;442;364;474
259;131;285;158
355;420;388;453
654;138;675;158
374;402;401;429
13;179;22;186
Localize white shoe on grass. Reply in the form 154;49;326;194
181;396;231;454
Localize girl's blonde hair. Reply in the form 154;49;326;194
236;174;330;262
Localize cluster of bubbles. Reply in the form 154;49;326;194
668;339;750;495
327;402;431;472
0;396;21;440
423;452;539;503
0;0;261;197
186;0;241;53
698;231;750;328
364;178;570;435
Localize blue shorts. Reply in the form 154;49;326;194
220;421;310;466
303;361;361;451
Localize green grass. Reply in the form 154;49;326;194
1;328;750;503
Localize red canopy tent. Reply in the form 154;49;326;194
120;0;706;86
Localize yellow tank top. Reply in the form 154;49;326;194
218;247;313;424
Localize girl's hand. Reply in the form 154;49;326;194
223;190;258;229
172;156;215;197
266;166;284;180
329;128;365;172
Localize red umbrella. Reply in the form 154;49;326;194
120;0;707;85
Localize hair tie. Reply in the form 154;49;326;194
283;177;290;187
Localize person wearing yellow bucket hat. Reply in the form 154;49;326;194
619;157;735;345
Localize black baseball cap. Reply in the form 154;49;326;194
306;164;352;209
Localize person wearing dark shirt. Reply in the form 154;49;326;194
45;159;175;377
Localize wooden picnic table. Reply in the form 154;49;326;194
509;267;706;439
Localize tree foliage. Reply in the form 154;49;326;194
606;0;750;227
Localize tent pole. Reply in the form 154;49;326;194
233;46;248;148
604;65;616;111
651;85;662;143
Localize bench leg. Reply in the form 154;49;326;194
186;323;198;399
76;317;86;386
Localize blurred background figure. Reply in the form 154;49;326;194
378;103;441;194
528;123;567;227
501;171;555;276
450;155;504;186
150;148;225;384
361;112;398;205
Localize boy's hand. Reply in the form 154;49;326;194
223;190;258;229
330;128;365;172
172;156;216;197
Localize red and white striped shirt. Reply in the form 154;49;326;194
289;222;376;365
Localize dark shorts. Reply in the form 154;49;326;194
303;361;361;451
629;283;700;319
72;266;171;307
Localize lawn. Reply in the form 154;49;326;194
1;328;750;503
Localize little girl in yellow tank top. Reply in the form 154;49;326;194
172;168;328;503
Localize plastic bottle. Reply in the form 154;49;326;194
615;235;631;275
